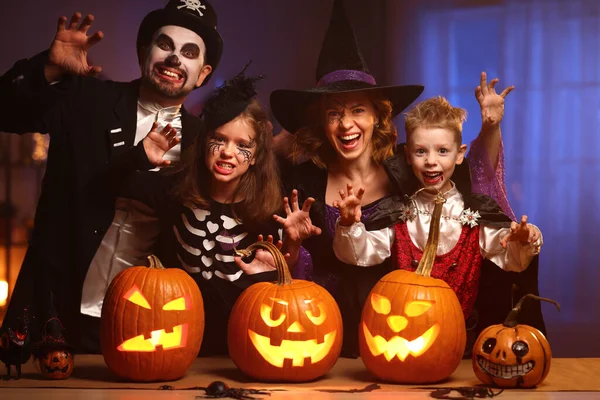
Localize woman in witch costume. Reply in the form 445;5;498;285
109;66;316;356
269;0;529;358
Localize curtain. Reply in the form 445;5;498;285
388;0;600;357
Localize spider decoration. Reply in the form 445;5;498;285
423;386;504;399
158;381;271;400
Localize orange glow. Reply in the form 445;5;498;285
117;323;188;352
260;303;286;327
248;329;337;367
363;322;440;361
387;315;409;332
0;281;7;307
305;303;327;325
123;285;151;309
405;300;434;317
162;295;191;310
371;293;391;314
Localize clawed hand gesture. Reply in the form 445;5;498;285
142;122;180;167
499;215;541;248
235;234;287;275
476;71;514;127
46;12;104;80
273;189;322;242
332;184;364;226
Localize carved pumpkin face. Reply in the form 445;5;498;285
228;279;343;382
359;270;466;383
472;294;559;388
473;321;551;388
38;349;74;379
101;257;204;382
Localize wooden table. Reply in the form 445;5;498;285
1;356;599;399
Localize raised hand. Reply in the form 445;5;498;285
45;12;104;81
475;71;514;128
332;183;365;226
273;189;322;242
500;215;541;248
234;234;287;275
142;122;180;167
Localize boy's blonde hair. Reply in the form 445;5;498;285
404;96;467;145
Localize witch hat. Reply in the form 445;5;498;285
31;292;74;357
270;0;423;133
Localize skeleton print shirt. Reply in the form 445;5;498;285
121;170;281;355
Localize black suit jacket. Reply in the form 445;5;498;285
0;52;202;346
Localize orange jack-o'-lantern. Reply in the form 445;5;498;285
100;255;204;382
473;294;560;388
360;192;466;383
228;242;343;382
32;304;75;380
37;349;74;380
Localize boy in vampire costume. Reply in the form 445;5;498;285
0;0;222;353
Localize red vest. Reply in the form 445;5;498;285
393;223;483;318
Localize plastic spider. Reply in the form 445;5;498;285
426;386;504;399
158;381;271;400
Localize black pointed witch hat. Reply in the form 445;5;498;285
270;0;423;133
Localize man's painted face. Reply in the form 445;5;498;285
405;127;467;194
141;25;211;98
205;116;257;194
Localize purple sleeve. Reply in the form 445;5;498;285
468;135;516;221
291;246;313;281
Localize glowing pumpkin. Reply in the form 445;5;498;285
473;294;560;388
228;241;343;382
359;192;466;383
100;255;204;382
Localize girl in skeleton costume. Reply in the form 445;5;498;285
113;67;315;355
331;97;543;347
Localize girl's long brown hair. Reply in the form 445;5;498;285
172;99;282;225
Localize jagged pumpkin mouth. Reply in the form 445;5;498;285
362;322;440;361
44;364;70;374
247;329;337;367
117;323;188;352
477;356;535;379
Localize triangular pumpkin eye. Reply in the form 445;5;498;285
163;295;191;310
371;293;391;315
405;300;434;317
123;285;151;309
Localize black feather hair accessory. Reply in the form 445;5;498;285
201;62;264;131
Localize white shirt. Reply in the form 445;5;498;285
80;99;184;318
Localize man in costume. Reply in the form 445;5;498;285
0;0;222;353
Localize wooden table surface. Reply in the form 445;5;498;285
1;355;599;394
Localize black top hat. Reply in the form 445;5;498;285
270;0;424;133
201;63;264;131
137;0;223;86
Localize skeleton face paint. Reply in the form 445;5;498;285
205;116;257;200
141;25;210;99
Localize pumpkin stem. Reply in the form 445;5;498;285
238;241;292;285
415;191;446;277
503;294;561;328
147;255;166;270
